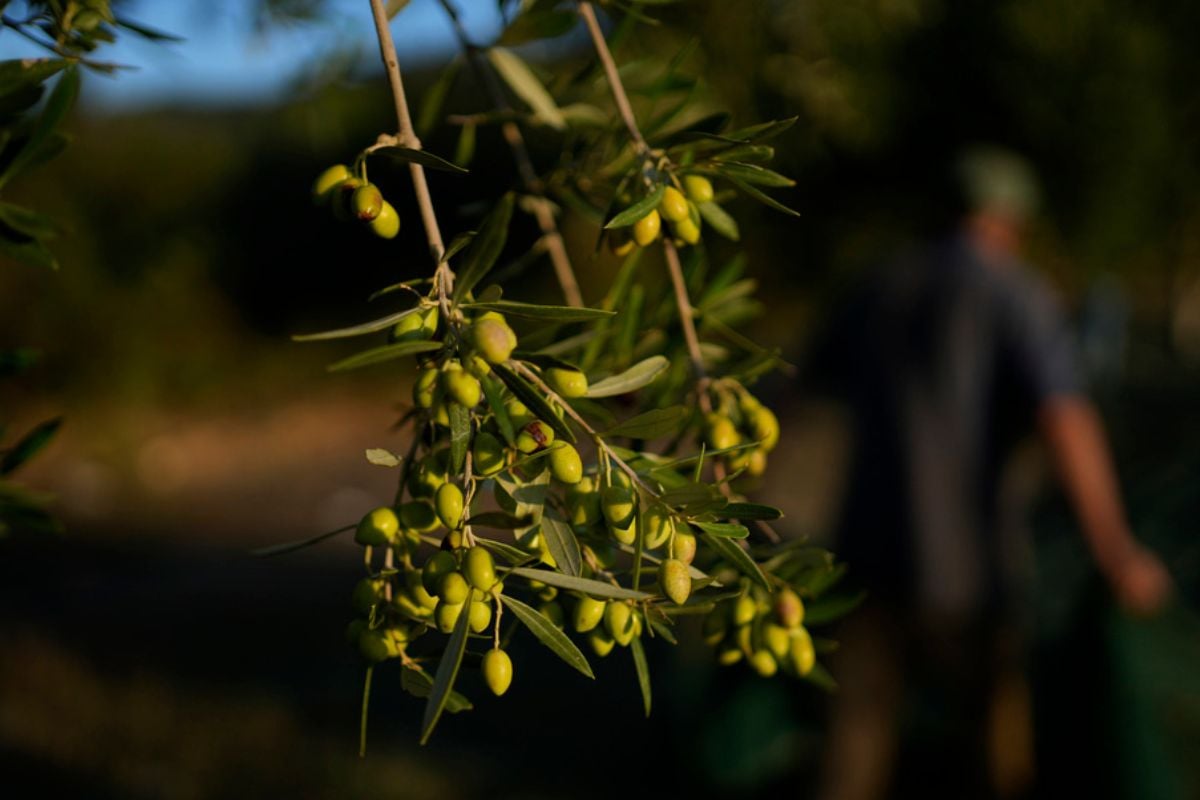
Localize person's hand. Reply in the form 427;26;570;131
1107;543;1173;616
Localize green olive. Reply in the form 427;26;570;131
684;175;715;204
673;216;701;246
750;650;778;677
412;367;441;409
671;530;697;565
604;602;635;646
468;599;492;633
567;477;601;528
471;317;518;364
351;578;386;616
610;518;637;546
369;201;400;239
434;483;465;530
312;164;352;205
609;230;636;257
422;550;458;596
515;420;555;454
717;647;743;666
405;570;438;610
658;558;692;606
661;185;689;223
464;546;496;591
573;595;606;633
539;600;565;629
775;587;804;628
400;500;440;533
548;442;583;484
733;593;757;626
642;504;675;550
331;177;364;221
352;183;384;221
392;307;438;342
435;600;464;633
546;367;588;398
749;406;780;451
482;648;513;696
789;627;815;676
504;398;534;429
705;413;740;451
473;431;506;476
358;629;395;663
439;571;470;605
632;209;662;247
589;628;616;658
701;610;728;646
407;449;448;497
443;369;482;408
355;506;399;546
764;624;791;660
601;485;635;527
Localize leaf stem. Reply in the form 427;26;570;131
437;0;584;308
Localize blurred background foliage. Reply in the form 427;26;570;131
2;0;1199;797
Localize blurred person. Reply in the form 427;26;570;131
807;146;1172;800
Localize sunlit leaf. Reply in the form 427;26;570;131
420;597;471;744
454;193;514;302
488;47;565;129
327;340;440;371
604;184;665;229
585;356;669;398
509;567;652;600
500;594;594;678
604;406;688;440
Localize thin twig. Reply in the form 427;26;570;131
577;2;647;155
437;0;583;308
367;0;452;308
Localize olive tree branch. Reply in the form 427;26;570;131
367;0;452;309
578;2;648;157
436;0;584;309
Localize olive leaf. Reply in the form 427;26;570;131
604;406;688;440
500;594;594;678
491;363;576;444
420;598;472;744
463;300;614;322
703;533;770;590
630;636;652;717
720;502;783;521
292;305;422;342
508;567;652;600
454;193;514;302
371;145;467;174
689;520;749;539
585;355;669;398
539;507;582;577
365;448;402;467
802;591;867;625
327;340;441;371
0;416;61;475
448;403;471;474
604;184;666;229
696;201;739;241
488;47;566;129
250;524;355;558
400;667;473;714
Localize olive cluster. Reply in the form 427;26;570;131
704;388;781;478
610;175;714;255
312;164;401;240
704;585;816;678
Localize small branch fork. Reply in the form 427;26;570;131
437;0;584;309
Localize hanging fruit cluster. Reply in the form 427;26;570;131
312;164;401;239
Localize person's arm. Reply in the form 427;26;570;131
1038;396;1172;615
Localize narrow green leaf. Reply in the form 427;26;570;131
604;184;666;229
491;363;575;444
466;511;530;530
728;176;801;217
417;56;461;136
0;203;59;240
585;355;669;398
114;16;184;41
475;537;536;565
441;230;476;264
713;161;795;188
1;417;61;475
500;594;594;678
721;502;783;521
293;306;423;341
630;636;652;718
454;193;514;302
463;300;614;322
371;145;467;174
327;340;440;372
509;567;652;600
0;59;67;95
449;403;471;474
0;234;57;269
804;662;838;692
481;374;516;446
400;666;473;713
250;524;354;558
803;591;867;625
540;507;582;577
696;201;739;241
0;66;78;188
703;533;770;590
604;406;688;440
454;121;476;168
488;47;566;129
365;448;402;467
420;597;471;744
690;520;749;539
